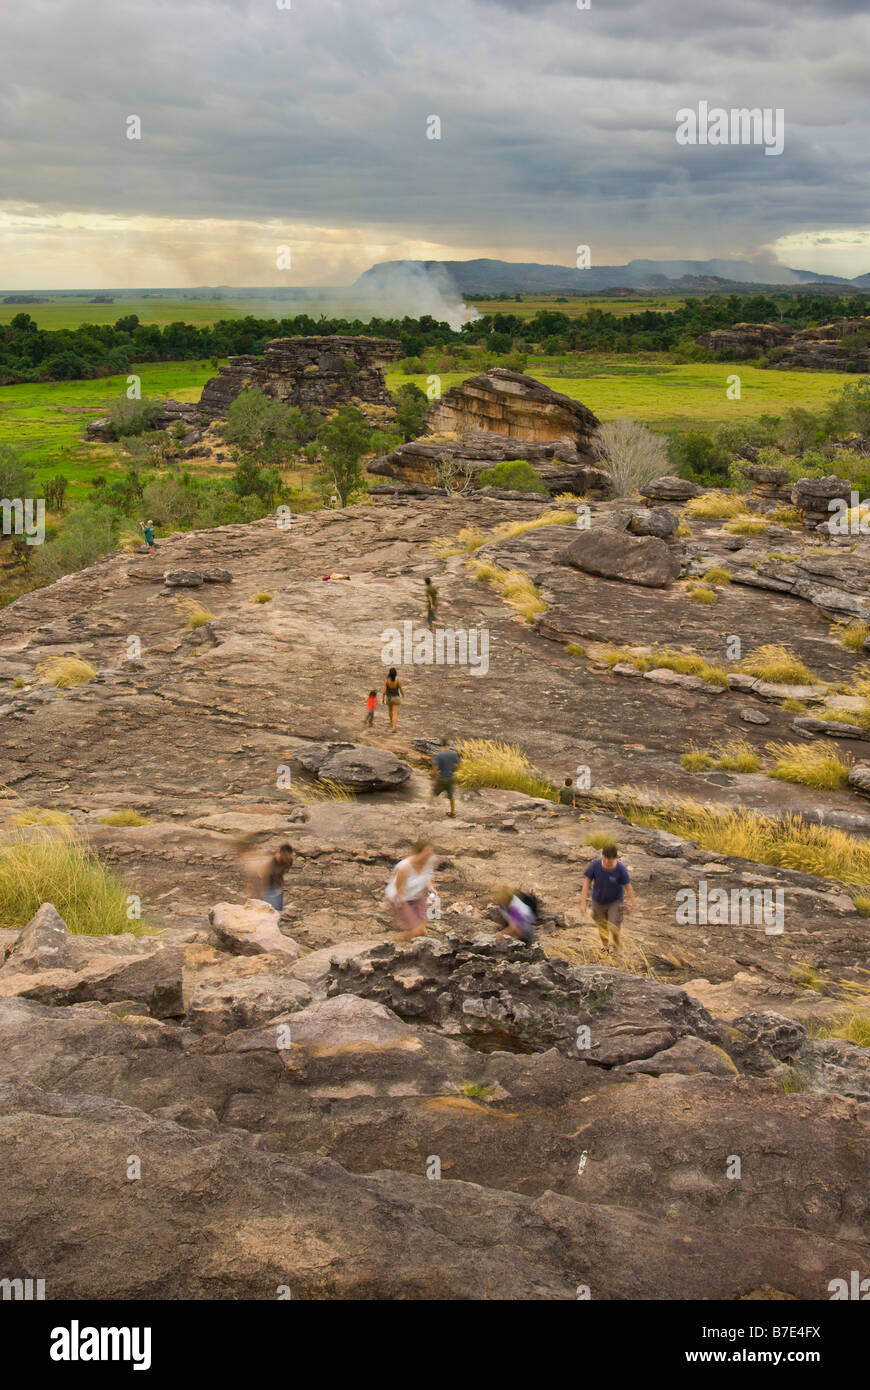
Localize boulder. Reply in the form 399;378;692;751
639;475;702;503
2;903;69;972
847;763;870;798
208;901;300;959
562;527;681;588
791;475;852;529
163;570;205;588
294;741;412;792
198;336;402;422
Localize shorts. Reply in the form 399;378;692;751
592;900;623;929
432;776;455;798
386;696;401;708
259;888;284;913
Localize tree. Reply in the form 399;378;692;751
44;475;68;511
107;394;163;439
316;406;373;506
594;419;671;497
224;389;317;463
0;445;34;500
432;452;476;494
231;456;281;506
393;382;429;441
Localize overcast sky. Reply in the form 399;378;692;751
1;0;868;288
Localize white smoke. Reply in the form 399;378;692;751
255;262;480;332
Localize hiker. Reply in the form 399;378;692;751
424;575;438;630
384;837;437;941
364;689;377;727
487;884;539;944
579;841;635;952
382;666;404;731
560;776;578;809
431;735;460;818
240;841;294;913
139;519;156;556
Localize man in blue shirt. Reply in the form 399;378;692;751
579;842;635;952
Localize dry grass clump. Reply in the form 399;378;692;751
292;778;357;803
684;491;747;519
600;644;728;686
766;740;852;791
472;560;545;622
737;643;817;685
565;643;585;656
702;566;733;585
174;596;213;629
768;505;802;525
35;656;97;689
831;619;869;652
0;829;143;935
781;697;807;714
617;794;870;884
95;810;151;827
681;740;761;774
689;585;717;604
434;524;488;557
725;517;768;536
853;895;870;917
252;591;273;604
491;509;577;540
809;1012;870;1047
8;807;74;829
455;739;557;801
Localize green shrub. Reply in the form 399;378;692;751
477;460;546;492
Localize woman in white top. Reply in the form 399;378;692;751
385;837;436;940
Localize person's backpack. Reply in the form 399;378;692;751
516;890;540;919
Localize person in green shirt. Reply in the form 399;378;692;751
139;519;156;556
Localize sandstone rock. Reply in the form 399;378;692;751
2;902;69;971
794;717;865;739
163;569;205;588
427;368;600;447
198;336;402;422
562;528;681;588
791;475;852;529
186;966;311;1034
639;475;702;503
739;706;771;725
847;763;870;797
208;901;300;959
621;1035;738;1077
367;430;609;496
293;741;412;791
201;568;233;584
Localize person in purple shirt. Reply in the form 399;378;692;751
579;842;635;952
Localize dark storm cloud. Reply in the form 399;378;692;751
0;0;868;268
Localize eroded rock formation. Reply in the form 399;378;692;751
427;367;600;446
197;335;403;421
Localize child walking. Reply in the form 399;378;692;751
364;689;377;727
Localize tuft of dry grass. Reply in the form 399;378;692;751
681;739;760;774
725;517;768;536
614;792;870;885
252;591;273;604
684;491;747;519
455;739;557;801
853;895;870;917
737;644;817;685
689;585;717;604
766;740;852;791
471;560;546;622
434;524;488;557
95;810;151;827
702;566;733;585
8;807;74;830
831;619;869;652
809;1012;870;1047
292;778;357;803
491;509;577;540
600;644;728;687
174;596;213;629
35;656;97;689
0;829;145;935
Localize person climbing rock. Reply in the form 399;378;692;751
384;837;437;942
431;736;460;817
382;667;404;731
579;842;634;952
140;519;156;556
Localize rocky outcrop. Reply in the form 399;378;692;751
426;368;600;447
367;430;610;496
85;399;199;442
792;474;852;529
563;527;682;588
609;505;678;539
197;336;402;422
698;317;870;372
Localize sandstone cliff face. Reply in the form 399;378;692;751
197;335;402;421
367;430;610;496
427;368;600;447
